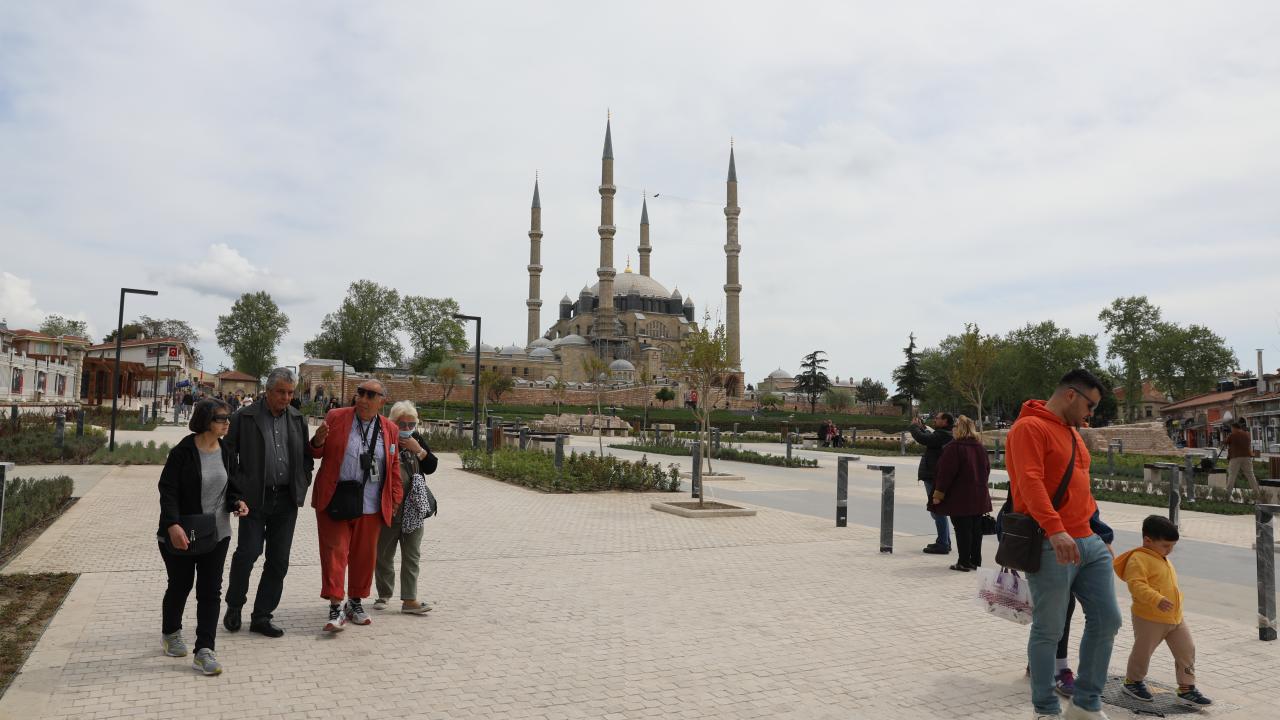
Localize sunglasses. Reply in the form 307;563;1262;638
211;416;231;423
396;420;418;429
356;388;383;398
1068;386;1098;412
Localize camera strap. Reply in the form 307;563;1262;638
354;415;382;485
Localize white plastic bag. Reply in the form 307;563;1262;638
975;567;1034;625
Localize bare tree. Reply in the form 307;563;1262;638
669;314;734;483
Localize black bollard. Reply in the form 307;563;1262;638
1152;463;1179;524
836;457;850;527
519;426;529;450
691;440;703;500
786;433;793;462
868;464;896;553
554;434;566;477
899;433;908;456
0;462;11;549
54;411;66;449
76;410;85;437
1257;504;1278;641
712;428;721;456
1183;454;1197;504
485;428;494;453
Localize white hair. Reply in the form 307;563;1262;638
387;400;418;423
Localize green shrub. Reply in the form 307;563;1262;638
78;406;159;431
461;447;680;493
0;422;106;464
87;441;171;465
613;441;819;468
1;476;74;550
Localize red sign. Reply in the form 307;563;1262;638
168;347;178;358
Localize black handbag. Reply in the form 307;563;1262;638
327;416;379;521
980;514;997;536
995;434;1076;573
162;513;219;555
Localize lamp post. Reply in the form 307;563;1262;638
453;313;482;448
110;287;158;451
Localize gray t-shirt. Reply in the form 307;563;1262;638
198;448;232;541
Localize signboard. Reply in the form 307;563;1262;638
169;346;178;358
176;380;191;388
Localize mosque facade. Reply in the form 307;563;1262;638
453;119;743;391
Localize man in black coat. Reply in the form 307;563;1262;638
223;367;315;637
908;412;954;555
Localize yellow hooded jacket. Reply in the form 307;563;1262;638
1113;546;1182;624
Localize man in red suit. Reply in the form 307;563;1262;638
308;379;403;632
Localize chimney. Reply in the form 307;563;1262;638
1259;349;1266;396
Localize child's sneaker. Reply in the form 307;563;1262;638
1176;686;1212;706
1121;680;1153;702
1054;669;1076;697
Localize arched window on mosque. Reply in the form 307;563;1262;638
646;321;668;339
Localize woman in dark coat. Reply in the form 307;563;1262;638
928;415;991;572
157;398;249;675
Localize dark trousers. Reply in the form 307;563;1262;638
160;537;230;652
225;487;298;622
1058;594;1078;660
951;514;984;567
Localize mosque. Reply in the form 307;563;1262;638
452;118;744;393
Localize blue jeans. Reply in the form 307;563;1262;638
1026;534;1122;714
922;479;950;549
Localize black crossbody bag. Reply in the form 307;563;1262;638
327;417;381;521
162;513;219;555
995;433;1076;573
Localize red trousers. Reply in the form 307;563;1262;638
316;511;383;601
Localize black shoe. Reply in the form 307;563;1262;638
948;563;971;572
922;544;951;555
223;606;242;632
249;619;284;638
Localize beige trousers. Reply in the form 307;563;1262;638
1226;457;1259;492
1127;614;1196;686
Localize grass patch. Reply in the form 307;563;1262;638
611;442;819;468
0;573;78;698
461;447;681;493
87;441;171;465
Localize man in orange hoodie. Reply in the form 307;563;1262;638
1006;369;1121;720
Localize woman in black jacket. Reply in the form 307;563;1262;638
157;398;248;675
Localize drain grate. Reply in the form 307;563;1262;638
1102;675;1204;717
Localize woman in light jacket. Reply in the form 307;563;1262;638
928;415;991;572
157;398;249;675
374;401;439;614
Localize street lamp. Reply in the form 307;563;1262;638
110;287;158;451
452;313;482;448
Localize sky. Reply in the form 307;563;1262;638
3;1;1280;386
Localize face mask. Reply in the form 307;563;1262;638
398;430;414;439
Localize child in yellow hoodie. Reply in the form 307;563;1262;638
1112;515;1212;707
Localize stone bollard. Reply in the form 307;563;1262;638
1183;454;1197;504
554;434;566;477
899;432;908;456
850;426;858;443
1107;441;1119;476
786;433;793;462
1256;504;1278;641
1153;463;1179;524
691;440;703;500
712;428;721;456
836;457;850;527
994;437;1003;464
76;410;85;437
0;462;12;550
455;418;463;438
868;464;896;553
54;411;66;449
519;426;529;450
139;406;147;424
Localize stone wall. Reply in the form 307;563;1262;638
981;421;1178;455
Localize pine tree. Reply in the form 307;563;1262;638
892;333;925;412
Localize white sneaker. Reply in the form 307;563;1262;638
1063;701;1110;720
344;598;372;626
1033;714;1062;720
324;603;346;633
372;598;388;611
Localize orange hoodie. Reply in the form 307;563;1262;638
1005;399;1097;538
1113;546;1182;624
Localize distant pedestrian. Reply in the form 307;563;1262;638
1225;420;1259;493
928;415;990;571
1007;368;1120;719
156;398;248;676
1114;515;1213;707
909;412;954;555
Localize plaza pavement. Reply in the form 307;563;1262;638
1;454;1278;720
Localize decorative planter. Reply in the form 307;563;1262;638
651;501;757;518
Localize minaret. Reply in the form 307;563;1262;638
724;142;742;369
526;177;543;345
593;117;617;341
638;194;651;277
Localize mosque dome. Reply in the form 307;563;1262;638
468;343;496;354
767;368;792;380
587;271;670;298
554;334;589;347
529;347;555;360
609;359;636;372
528;337;553;349
498;344;526;356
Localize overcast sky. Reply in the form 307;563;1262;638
3;2;1279;386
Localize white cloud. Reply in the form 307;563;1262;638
160;243;308;304
0;272;95;337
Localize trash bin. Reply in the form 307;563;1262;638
1269;456;1280;480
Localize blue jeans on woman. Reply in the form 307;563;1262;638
1026;534;1121;715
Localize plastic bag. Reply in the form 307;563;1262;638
975;567;1034;625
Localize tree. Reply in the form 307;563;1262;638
989;320;1100;422
654;387;675;407
579;355;610;416
551;379;568;415
891;332;925;412
303;280;403;372
854;377;889;407
793;350;831;414
1098;296;1162;422
1143;323;1237;401
400;296;467;374
824;388;854;413
431;360;461;420
668;314;735;480
215;291;290;379
39;314;88;338
758;391;782;411
477;369;500;415
947;323;999;429
104;316;203;365
489;374;514;403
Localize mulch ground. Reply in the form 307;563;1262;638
0;572;78;697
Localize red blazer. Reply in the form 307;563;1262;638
309;407;403;525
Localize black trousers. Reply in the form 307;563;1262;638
160;537;230;652
1057;593;1078;660
225;488;298;622
951;514;984;568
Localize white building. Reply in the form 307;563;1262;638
0;322;91;407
